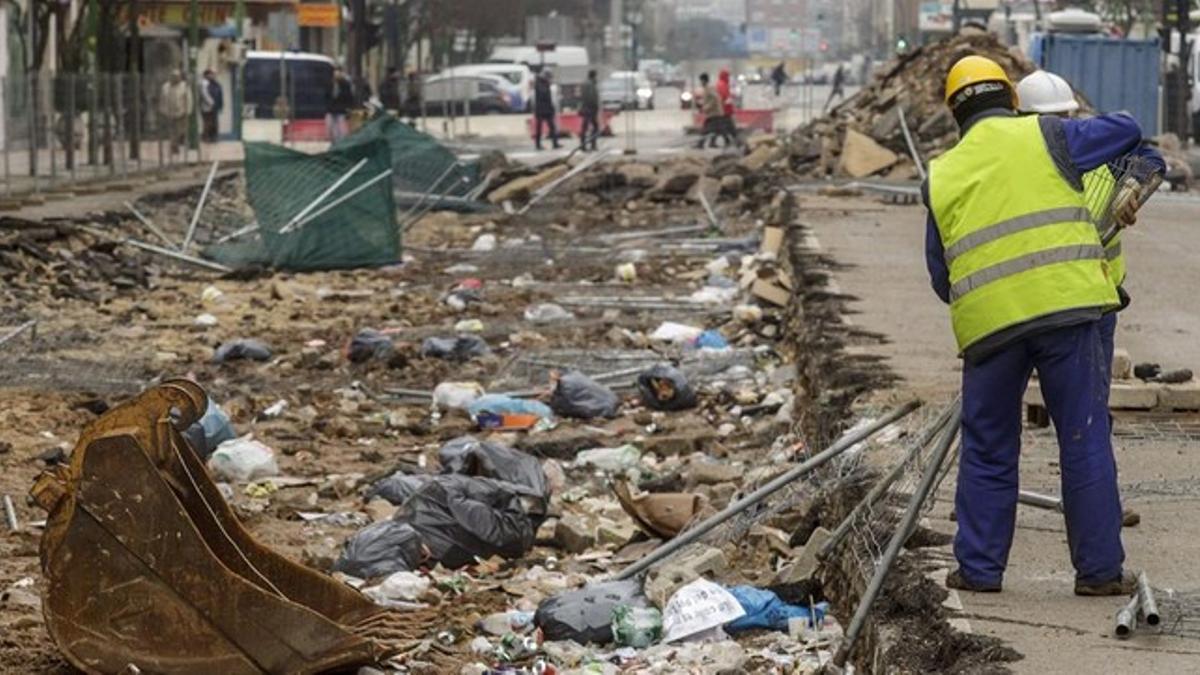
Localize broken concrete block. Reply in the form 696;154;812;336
1109;382;1161;410
655;170;700;196
1112;347;1133;381
363;497;398;523
644;543;729;607
596;519;638;548
774;526;832;585
617;162;658;187
760;227;784;257
837;128;900;178
739;144;783;173
554;513;596;554
719;174;744;196
751;279;791;307
487;164;569;204
1158;381;1200;411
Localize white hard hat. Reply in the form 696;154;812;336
1016;70;1079;114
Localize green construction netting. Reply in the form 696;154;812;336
207;139;399;271
335;114;481;200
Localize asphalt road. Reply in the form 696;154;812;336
800;188;1200;673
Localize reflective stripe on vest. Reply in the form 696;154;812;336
928;115;1119;352
1106;240;1122;260
943;206;1091;264
949;243;1106;302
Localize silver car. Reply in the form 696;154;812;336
599;71;654;110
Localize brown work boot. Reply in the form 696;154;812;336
1122;508;1141;527
946;569;1002;593
1075;570;1137;596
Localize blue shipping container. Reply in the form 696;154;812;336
1037;34;1160;136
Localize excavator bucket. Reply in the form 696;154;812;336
31;379;421;674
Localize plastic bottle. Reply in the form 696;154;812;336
479;610;536;636
611;605;663;648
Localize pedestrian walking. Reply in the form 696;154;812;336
200;69;223;143
158;70;192;156
379;67;402;112
770;62;788;97
823;65;846;112
327;67;355;142
925;56;1152;597
579;69;600;152
694;73;722;149
714;70;739;148
533;69;560;150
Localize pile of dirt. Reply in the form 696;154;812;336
786;33;1038;180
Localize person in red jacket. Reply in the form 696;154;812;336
714;70;740;148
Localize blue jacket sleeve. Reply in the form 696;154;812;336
922;180;951;304
926;215;951;304
1126;142;1166;180
1061;113;1144;174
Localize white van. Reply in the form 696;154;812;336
489;45;590;68
442;63;534;112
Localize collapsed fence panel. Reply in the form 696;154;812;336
207;139;399;271
335;114;480;201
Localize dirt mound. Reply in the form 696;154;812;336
787;33;1038;180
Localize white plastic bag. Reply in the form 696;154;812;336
432;381;485;410
363;571;431;606
207;437;280;482
650;322;704;344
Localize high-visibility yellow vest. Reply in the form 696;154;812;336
929;114;1119;353
1082;166;1127;286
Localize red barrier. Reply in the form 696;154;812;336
283;119;330;142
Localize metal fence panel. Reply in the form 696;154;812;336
1040;35;1161;136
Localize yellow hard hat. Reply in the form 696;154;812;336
944;55;1015;106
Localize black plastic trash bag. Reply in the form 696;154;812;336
637;364;698;411
420;335;490;362
439;436;550;523
550;371;620;419
366;473;435;506
535;580;650;645
213;338;273;363
347;328;395;363
399;474;534;569
332;520;425;579
438;436;548;499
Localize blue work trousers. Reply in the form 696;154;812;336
955;320;1124;586
1099;311;1117;389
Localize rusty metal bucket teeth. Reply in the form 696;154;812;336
31;380;408;674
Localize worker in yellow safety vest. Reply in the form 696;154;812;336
1014;69;1166;389
923;56;1153;596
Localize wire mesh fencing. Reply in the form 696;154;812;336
0;72;213;197
820;398;961;588
0;319;148;395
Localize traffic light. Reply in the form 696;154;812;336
819;40;829;52
896;36;909;52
